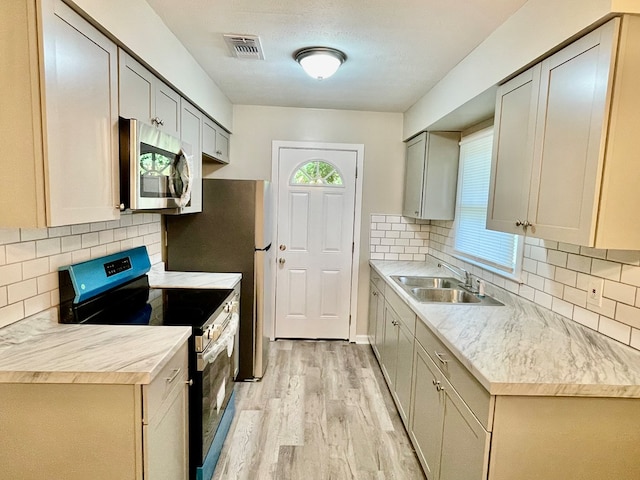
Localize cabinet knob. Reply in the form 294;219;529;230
278;257;286;265
372;291;378;297
151;117;164;127
116;203;125;211
414;210;419;215
216;150;222;156
524;221;534;228
515;220;523;227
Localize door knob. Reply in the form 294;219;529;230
279;244;287;251
279;258;286;265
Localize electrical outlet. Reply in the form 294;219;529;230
587;277;604;307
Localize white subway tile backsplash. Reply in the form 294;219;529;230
554;267;577;287
0;264;22;287
573;307;599;330
61;235;82;253
99;230;114;244
6;242;36;264
48;226;71;238
534;290;553;309
543;279;564;298
567;254;591;273
551;297;573;318
7;279;37;304
371;215;385;223
530;245;547;262
563;286;587;308
20;228;48;242
599;316;631;343
22;258;50;280
547;249;567;267
591;259;622;281
615;303;640;329
580;246;607;259
0;302;24;328
90;221;107;232
603;280;636;305
586;297;617;319
558;242;581;254
36;238;61;258
606;250;640;266
621;265;640;287
81;232;100;249
24;293;51;317
48;253;73;273
536;262;555;280
0;229;21;245
71;224;91;235
631;328;640;350
0;246;5;266
0;286;6;307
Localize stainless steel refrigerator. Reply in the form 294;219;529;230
165;179;273;380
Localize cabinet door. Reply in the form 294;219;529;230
529;20;616;245
367;282;379;348
155;80;181;137
144;383;189;480
410;342;444;479
216;129;230;163
402;132;427;218
179;100;202;214
422;132;460;220
373;288;385;360
118;50;154;123
42;0;119;226
202;116;217;158
395;320;414;426
381;303;399;388
439;383;490;480
487;66;540;235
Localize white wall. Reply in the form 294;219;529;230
403;0;640;138
208;105;405;336
68;0;233;130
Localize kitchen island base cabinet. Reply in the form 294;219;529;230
489;396;640;480
0;343;189;480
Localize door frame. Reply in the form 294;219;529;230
271;140;364;342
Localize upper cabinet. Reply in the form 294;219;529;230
402;132;460;220
0;0;120;227
119;50;181;138
202;116;230;164
179;100;203;214
488;16;640;249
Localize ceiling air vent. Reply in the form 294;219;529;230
223;34;265;60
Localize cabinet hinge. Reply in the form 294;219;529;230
165;231;168;247
352;242;355;253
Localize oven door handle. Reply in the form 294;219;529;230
197;313;239;371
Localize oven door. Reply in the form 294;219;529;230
195;313;238;464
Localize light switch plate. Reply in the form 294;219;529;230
587;277;604;307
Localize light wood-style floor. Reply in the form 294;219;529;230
212;340;426;480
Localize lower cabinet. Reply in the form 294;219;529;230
411;342;490;480
0;342;189;480
380;286;416;426
369;272;386;361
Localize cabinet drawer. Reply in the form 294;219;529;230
370;269;385;293
385;287;416;335
145;342;188;423
415;319;492;430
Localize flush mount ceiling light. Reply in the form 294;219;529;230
294;47;347;80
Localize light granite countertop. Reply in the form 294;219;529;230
0;267;239;385
0;309;191;385
370;259;640;398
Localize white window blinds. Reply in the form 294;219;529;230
454;128;520;274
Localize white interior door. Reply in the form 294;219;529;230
275;147;357;339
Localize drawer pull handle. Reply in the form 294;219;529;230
166;368;181;384
435;352;448;365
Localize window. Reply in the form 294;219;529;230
453;127;521;277
291;160;343;186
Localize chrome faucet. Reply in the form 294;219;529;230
438;262;474;290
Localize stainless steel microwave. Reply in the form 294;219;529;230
119;117;193;210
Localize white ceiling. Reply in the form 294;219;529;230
145;0;528;113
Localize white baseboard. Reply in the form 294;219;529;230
352;334;370;345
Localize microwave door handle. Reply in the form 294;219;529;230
170;150;193;207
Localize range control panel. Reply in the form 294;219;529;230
104;257;132;277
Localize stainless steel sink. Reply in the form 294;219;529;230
391;275;503;306
410;287;480;304
392;275;460;289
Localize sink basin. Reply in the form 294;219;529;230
410;287;481;304
392;275;461;289
390;275;504;306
